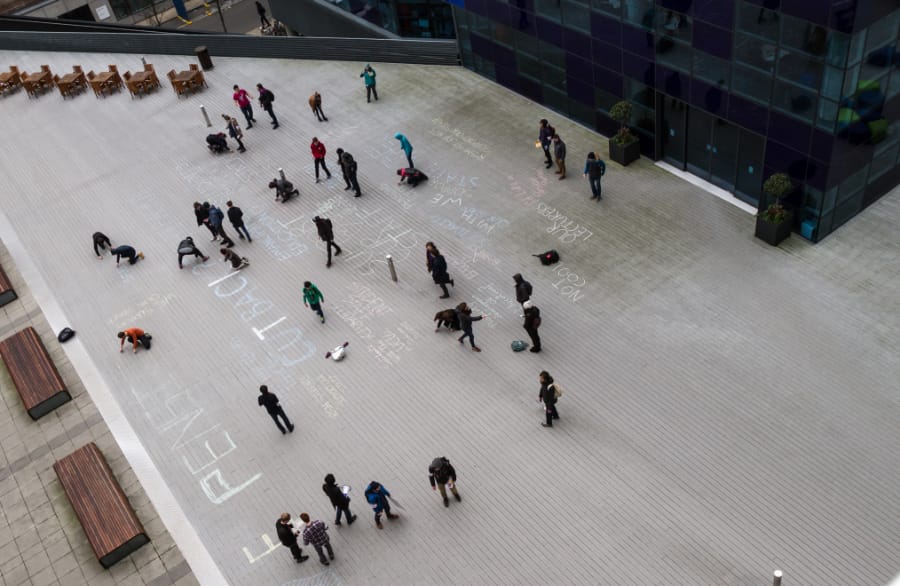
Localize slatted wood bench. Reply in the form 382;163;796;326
54;443;150;568
0;264;16;307
0;327;70;419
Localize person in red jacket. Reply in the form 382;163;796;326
117;327;152;353
310;137;332;183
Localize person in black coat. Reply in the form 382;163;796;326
226;201;252;242
177;237;209;269
258;385;294;434
513;273;533;305
276;514;308;563
456;303;485;352
92;232;111;258
428;457;460;507
538;370;559;427
322;474;357;525
522;300;542;353
429;246;454;299
313;216;342;268
194;201;217;240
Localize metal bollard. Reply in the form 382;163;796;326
278;168;286;180
386;255;397;282
773;570;782;586
200;105;211;127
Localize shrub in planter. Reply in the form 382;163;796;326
755;173;793;246
608;100;640;166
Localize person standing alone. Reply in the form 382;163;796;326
256;1;270;27
232;84;255;128
360;64;377;102
553;134;567;179
257;83;278;128
310;137;332;183
428;456;461;507
302;281;326;323
226;201;252;242
538;371;560;427
364;481;398;529
428;245;454;299
583;151;606;200
309;91;328;122
258;385;294;434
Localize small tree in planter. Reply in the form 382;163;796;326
608;100;640;166
755;172;793;246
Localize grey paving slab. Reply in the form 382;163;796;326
0;49;898;586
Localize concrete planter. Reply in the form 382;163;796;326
609;137;640;166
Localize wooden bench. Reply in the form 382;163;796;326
54;443;150;568
0;264;15;307
0;327;70;419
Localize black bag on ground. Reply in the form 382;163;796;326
533;250;560;265
57;328;75;343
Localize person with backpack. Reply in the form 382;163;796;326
336;148;361;197
177;236;209;269
364;481;398;529
360;64;377;102
538;370;560;427
226;200;251;242
207;203;235;247
429;246;454;299
522;300;542;353
256;83;278;128
313;216;342;268
538;119;555;169
513;273;533;305
322;474;357;525
428;457;461;507
309;91;328;122
302;281;326;323
310;137;332;183
222;114;245;153
583;151;606;200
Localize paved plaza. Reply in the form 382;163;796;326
0;49;898;585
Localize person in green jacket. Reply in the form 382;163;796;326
303;281;325;323
360;64;377;103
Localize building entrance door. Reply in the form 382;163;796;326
686;109;739;192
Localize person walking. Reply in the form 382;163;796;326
310;137;332;183
221;248;249;271
538;370;560;427
258;385;294;434
394;133;414;168
299;513;334;566
538;119;555;169
177;237;209;269
309;91;328;122
117;327;151;353
276;514;309;563
360;64;377;102
428;456;461;508
302;281;326;323
513;273;533;305
323;474;357;526
232;85;256;128
226;201;252;242
553;134;567;179
194;201;217;241
583;151;606;200
429;246;454;299
313;216;342;268
336;148;361;196
222;115;246;153
207;203;235;247
257;83;278;128
110;245;144;266
255;1;271;27
364;481;398;529
456;303;485;352
92;232;111;258
522;300;542;353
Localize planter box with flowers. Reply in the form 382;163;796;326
608;101;641;166
755;173;793;246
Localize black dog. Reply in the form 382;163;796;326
433;309;460;332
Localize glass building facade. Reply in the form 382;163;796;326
450;0;900;241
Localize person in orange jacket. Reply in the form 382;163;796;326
117;327;152;353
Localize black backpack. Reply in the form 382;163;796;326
430;457;450;476
265;88;275;102
533;250;560;265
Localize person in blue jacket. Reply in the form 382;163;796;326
394;133;414;168
583;151;606;200
206;203;235;247
364;481;398;529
